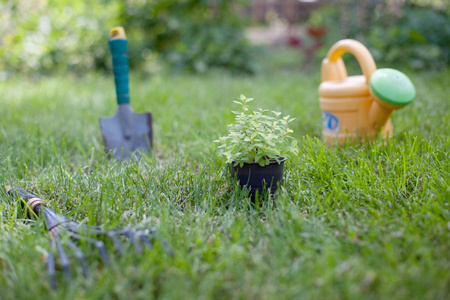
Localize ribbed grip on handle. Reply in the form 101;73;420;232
109;27;130;105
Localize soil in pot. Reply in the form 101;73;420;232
230;157;286;200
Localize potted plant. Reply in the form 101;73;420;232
214;94;298;199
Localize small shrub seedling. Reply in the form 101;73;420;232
214;94;298;167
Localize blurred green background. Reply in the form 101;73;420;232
1;0;449;76
1;2;449;298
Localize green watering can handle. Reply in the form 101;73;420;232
108;27;130;105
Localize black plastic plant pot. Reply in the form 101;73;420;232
230;157;286;200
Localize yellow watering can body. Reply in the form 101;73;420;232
319;39;415;145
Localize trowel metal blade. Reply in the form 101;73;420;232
99;112;152;160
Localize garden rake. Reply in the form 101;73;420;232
5;186;162;289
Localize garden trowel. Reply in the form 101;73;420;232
99;27;152;160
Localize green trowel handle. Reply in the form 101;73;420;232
108;27;130;105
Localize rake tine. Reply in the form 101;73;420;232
93;239;110;266
138;234;154;249
70;232;110;266
106;231;125;255
47;240;57;290
134;228;173;255
122;229;143;254
82;225;105;236
146;227;157;234
54;235;72;282
66;239;90;279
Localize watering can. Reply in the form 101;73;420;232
319;39;416;145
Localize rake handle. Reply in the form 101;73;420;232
108;27;130;105
5;186;45;214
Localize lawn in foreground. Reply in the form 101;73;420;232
0;69;449;299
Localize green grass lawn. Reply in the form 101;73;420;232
0;66;449;299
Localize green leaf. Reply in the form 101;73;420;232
215;94;298;164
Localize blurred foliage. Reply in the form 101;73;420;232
310;0;449;70
119;0;258;74
0;0;257;76
0;0;119;75
368;6;450;70
1;0;448;75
